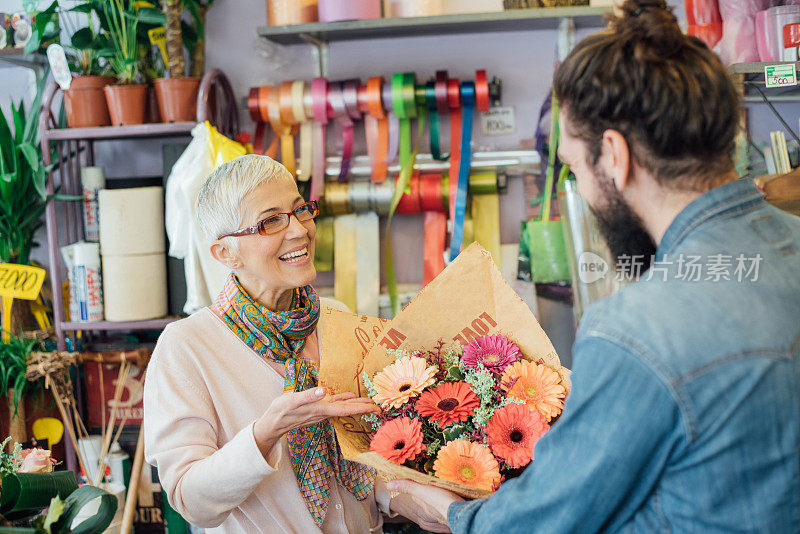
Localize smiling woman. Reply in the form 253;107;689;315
142;155;407;533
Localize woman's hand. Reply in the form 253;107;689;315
253;387;379;459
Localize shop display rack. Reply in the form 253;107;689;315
39;69;239;351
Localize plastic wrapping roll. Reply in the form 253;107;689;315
314;216;335;272
98;187;165;256
384;0;443;17
266;0;318;25
102;253;167;321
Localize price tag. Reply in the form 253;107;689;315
480;106;516;136
764;63;797;88
0;263;46;342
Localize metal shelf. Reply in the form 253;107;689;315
729;61;800;75
0;47;48;75
258;6;610;45
60;318;180;331
43;122;196;141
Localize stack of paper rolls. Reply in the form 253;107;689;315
98;186;168;321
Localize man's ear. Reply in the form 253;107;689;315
599;129;632;191
210;240;240;270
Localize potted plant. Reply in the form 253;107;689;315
23;1;114;128
153;0;215;123
0;336;42;449
100;0;146;126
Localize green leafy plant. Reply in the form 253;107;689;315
100;0;140;84
0;77;51;266
0;437;24;476
0;334;42;417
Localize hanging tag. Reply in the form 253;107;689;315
47;44;71;91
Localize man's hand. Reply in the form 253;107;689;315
387;479;464;533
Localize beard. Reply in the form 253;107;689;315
587;169;656;276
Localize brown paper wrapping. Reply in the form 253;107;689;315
320;242;569;499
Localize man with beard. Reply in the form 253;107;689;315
389;0;800;532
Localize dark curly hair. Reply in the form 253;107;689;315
553;0;740;191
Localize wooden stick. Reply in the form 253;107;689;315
49;382;90;482
96;361;128;487
121;427;145;534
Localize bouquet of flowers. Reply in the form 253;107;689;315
320;243;570;498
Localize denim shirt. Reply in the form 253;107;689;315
449;178;800;533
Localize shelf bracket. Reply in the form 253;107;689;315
299;33;329;78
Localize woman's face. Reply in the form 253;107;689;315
231;176;317;302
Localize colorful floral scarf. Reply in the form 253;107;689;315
212;273;376;525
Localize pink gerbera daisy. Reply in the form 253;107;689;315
462;334;522;373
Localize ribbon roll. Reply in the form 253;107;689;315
419;172;445;212
447;77;461;222
334;213;380;317
391;72;417;170
370;181;394;215
267;86;296;174
470;170;501;266
364;76;389;183
382;82;400;166
426;74;447;161
325;182;351;215
449;81;476;262
348;181;372;213
396;172;421;214
247;87;278;157
291;80;313;182
328;80;361;182
475;69;491;113
280;81;303;177
313;216;334;272
310;78;329;201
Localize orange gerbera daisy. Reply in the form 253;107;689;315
433;439;501;491
501;360;566;421
372;356;437;409
485;403;549;468
370;417;425;465
416;381;480;429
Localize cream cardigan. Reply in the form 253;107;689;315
143;299;390;533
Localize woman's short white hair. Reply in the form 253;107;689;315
195;154;292;248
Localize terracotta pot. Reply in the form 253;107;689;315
63;76;115;128
154;77;201;123
103;84;148;126
145;83;162;123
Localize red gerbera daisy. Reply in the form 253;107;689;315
416;381;480;429
485;403;549;468
462;334;522;373
369;417;425;465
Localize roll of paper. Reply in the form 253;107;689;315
81;167;105;242
98;187;165;256
102;253;167;322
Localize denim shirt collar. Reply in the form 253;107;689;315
656;178;764;260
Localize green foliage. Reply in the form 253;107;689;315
0;437;24;477
100;0;140;84
0;333;42;416
0;78;52;266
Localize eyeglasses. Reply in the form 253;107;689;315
218;201;319;238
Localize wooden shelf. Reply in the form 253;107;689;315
60;317;181;331
258;7;610;45
43;122;196;141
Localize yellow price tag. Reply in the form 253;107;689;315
0;263;47;343
148;27;169;68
